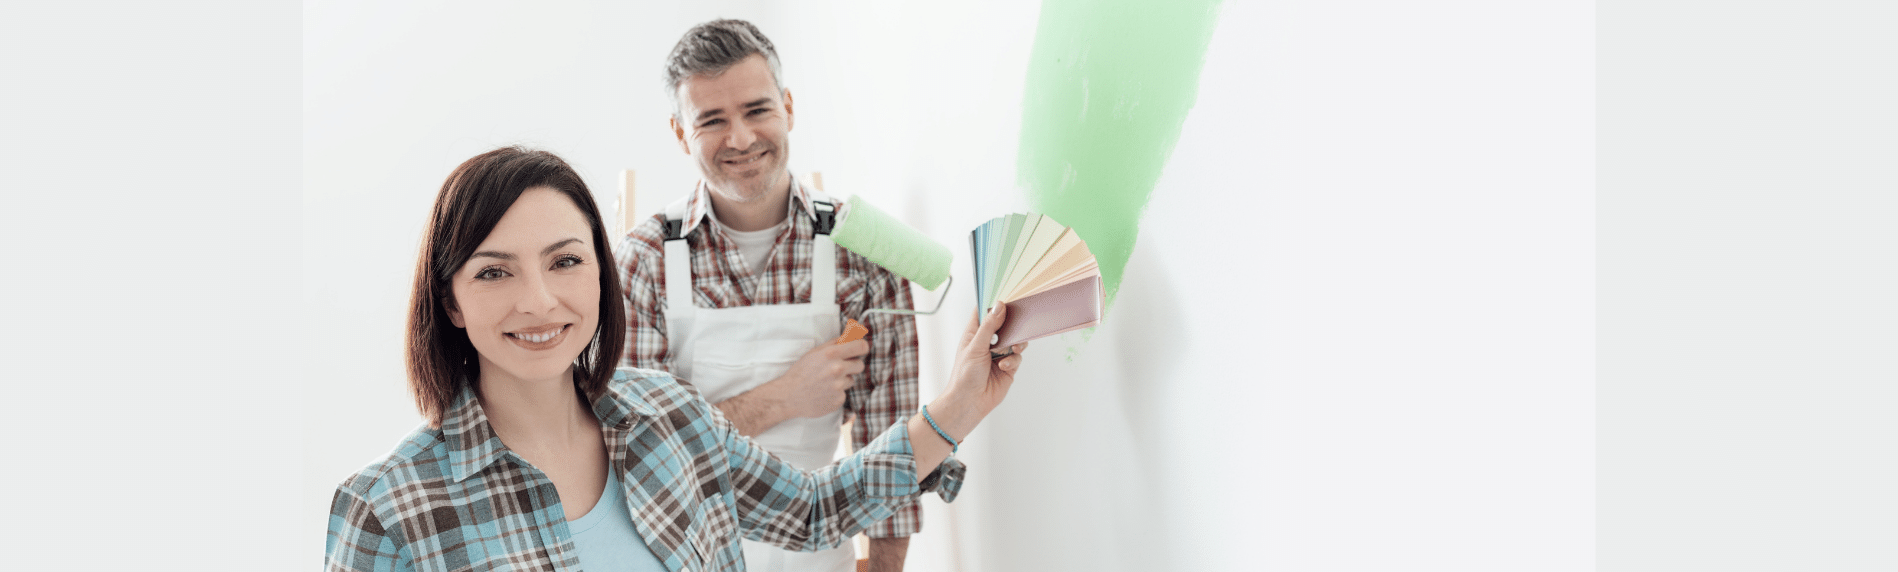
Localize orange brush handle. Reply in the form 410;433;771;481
832;318;868;345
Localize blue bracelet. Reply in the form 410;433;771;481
921;406;958;454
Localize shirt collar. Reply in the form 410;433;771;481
441;373;662;482
679;175;818;239
589;371;661;429
440;387;508;483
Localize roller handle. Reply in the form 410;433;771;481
832;319;868;345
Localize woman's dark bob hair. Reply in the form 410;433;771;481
406;146;625;427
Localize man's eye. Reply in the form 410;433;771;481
700;119;724;128
748;108;768;116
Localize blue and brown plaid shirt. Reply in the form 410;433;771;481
325;368;963;571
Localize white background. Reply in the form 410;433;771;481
303;1;1594;570
2;1;1891;571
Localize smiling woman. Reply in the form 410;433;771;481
326;146;1031;572
406;147;622;429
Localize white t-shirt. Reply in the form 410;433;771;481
715;213;790;278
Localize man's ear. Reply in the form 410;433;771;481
782;88;794;131
670;114;689;154
445;297;465;329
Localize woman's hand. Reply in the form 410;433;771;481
907;304;1031;481
947;304;1028;420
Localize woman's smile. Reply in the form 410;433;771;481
505;323;571;349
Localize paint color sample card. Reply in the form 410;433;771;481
971;213;1105;348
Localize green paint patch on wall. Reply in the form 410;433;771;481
1017;0;1224;311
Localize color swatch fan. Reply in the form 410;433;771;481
970;213;1105;349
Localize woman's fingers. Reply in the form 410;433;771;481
972;304;1008;354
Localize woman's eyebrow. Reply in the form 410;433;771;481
469;238;583;262
466;235;576;260
541;237;583;255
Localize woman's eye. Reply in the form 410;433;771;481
553;255;583;269
475;267;509;281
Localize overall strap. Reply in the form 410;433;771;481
662;195;695;357
806;189;837;305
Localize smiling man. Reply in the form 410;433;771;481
615;19;925;572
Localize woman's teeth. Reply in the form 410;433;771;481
513;327;560;343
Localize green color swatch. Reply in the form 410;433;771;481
1017;0;1224;311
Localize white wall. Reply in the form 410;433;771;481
304;1;1594;570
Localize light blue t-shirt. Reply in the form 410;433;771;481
570;470;667;572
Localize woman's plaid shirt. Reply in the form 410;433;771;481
325;368;963;571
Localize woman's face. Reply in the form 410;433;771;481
446;186;602;387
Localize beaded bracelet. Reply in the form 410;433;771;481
920;405;959;454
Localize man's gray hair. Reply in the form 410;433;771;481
663;19;786;121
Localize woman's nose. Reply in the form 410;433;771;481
517;272;558;315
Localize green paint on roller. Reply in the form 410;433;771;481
1017;0;1224;310
831;195;952;290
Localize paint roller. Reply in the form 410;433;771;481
827;194;955;345
827;195;1026;359
830;194;954;314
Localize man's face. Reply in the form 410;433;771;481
671;53;794;207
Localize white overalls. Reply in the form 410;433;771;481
662;192;855;572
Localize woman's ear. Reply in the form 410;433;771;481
445;297;465;329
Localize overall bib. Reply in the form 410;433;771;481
662;192;854;572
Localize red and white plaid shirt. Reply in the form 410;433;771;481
615;178;924;538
